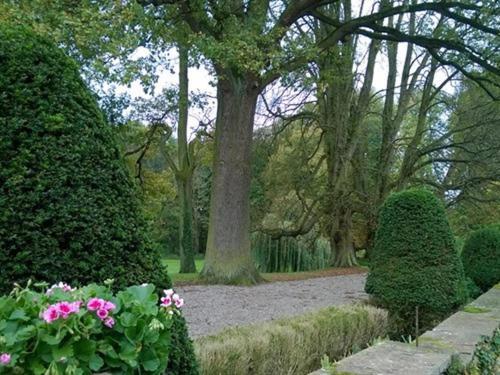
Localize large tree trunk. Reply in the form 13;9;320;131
331;207;357;267
176;43;197;273
200;74;262;284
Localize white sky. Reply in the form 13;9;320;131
116;1;456;137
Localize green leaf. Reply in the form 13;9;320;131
29;359;46;375
73;339;96;361
119;312;138;327
98;342;119;359
144;328;160;345
41;332;64;345
52;344;73;361
140;349;160;372
16;325;37;341
9;309;29;321
125;284;156;304
89;354;104;371
118;341;138;367
125;321;145;342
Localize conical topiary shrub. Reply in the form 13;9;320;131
0;25;166;291
462;226;500;292
0;25;197;374
365;189;467;335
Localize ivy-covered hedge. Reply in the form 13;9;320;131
461;226;500;291
0;25;197;374
365;189;467;334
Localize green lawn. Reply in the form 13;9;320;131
162;257;366;285
162;258;205;275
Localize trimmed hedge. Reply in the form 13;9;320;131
462;226;500;291
0;25;197;374
365;189;467;334
195;304;388;375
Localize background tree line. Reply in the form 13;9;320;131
1;0;498;282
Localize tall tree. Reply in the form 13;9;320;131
161;42;198;273
139;0;499;283
314;1;380;266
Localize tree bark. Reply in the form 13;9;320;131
200;73;262;284
177;43;196;273
177;174;196;272
331;207;357;267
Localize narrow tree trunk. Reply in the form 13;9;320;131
177;175;196;273
177;43;196;273
200;75;262;284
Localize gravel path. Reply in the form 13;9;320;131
177;273;367;338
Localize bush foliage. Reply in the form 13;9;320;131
0;282;180;374
365;189;467;334
0;25;197;374
461;226;500;291
0;25;168;291
195;304;388;375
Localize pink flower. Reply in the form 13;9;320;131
96;308;109;320
174;298;184;308
104;317;115;328
160;296;172;307
87;298;104;311
103;301;116;311
0;353;11;365
42;306;59;323
70;301;82;312
56;302;73;319
163;289;174;297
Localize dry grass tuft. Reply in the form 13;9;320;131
195;304;388;375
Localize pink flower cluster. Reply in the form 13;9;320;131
87;298;116;328
42;301;81;323
0;353;10;365
46;282;76;295
161;289;184;309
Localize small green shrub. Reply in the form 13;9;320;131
445;327;500;375
466;327;500;375
462;226;500;291
365;189;467;335
195;304;388;375
465;277;483;300
445;354;466;375
0;282;186;373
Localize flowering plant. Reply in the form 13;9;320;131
0;281;185;374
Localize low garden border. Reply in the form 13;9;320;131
310;284;500;375
195;304;388;375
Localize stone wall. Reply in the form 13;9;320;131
310;285;500;375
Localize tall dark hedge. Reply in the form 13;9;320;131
462;226;500;291
0;25;197;374
365;189;467;334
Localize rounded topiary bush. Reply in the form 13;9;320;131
461;226;500;291
0;25;197;374
365;189;467;334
